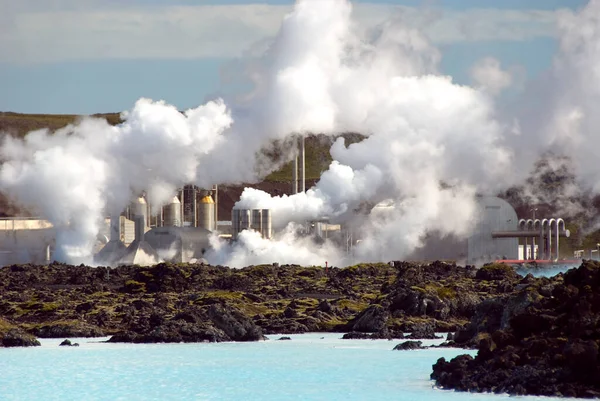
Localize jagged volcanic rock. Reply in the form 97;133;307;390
431;261;600;398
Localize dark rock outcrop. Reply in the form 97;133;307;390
1;327;40;347
208;304;264;342
0;260;533;348
32;322;105;338
345;304;389;332
342;330;405;340
406;322;441;339
393;340;426;350
431;261;600;398
59;339;79;346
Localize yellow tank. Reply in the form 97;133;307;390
197;193;215;231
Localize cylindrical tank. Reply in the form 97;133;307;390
240;209;251;231
130;197;148;227
251;209;262;233
261;209;272;239
197;193;215;231
232;209;240;239
162;196;181;227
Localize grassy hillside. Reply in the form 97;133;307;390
0;112;121;137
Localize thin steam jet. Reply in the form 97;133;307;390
1;0;599;267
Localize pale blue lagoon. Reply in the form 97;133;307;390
1;333;564;401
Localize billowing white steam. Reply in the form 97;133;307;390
470;57;513;96
0;100;232;262
1;0;599;267
233;0;511;265
500;0;600;225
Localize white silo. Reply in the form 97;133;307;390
261;209;272;239
162;196;181;227
240;209;251;231
251;209;262;233
197;191;215;231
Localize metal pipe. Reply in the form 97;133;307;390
556;218;565;260
180;188;184;226
519;220;527;259
526;220;534;259
548;218;556;260
213;184;218;231
300;135;305;192
533;219;541;259
292;144;298;194
192;186;197;227
492;230;570;238
540;219;549;260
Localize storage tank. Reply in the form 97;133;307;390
162;196;181;227
261;209;272;239
197;192;215;231
232;209;240;239
240;209;251;231
129;196;148;227
251;209;262;232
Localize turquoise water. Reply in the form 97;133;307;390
1;333;565;401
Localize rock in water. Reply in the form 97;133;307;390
393;341;426;350
1;328;40;347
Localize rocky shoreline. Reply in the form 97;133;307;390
2;260;598;398
432;260;600;398
0;261;517;344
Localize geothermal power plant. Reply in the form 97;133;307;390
0;132;581;269
92;186;221;266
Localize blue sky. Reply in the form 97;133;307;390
0;0;590;114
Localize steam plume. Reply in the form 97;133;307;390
1;0;599;266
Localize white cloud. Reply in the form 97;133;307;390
0;2;563;64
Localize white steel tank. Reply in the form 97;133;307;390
240;209;251;231
251;209;262;233
261;209;272;239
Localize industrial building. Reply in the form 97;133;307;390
0;218;55;266
94;185;219;266
467;196;569;265
0;149;575;269
0;185;222;267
